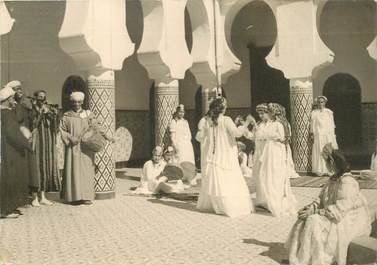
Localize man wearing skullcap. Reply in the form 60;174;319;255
310;96;338;176
0;85;33;218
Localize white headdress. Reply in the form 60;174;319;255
6;80;21;89
70;91;85;101
0;86;15;102
152;146;163;155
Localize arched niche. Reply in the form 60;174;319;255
312;0;377;103
226;0;290;118
323;73;362;157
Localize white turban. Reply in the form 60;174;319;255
0;86;15;102
6;80;21;89
70;91;85;101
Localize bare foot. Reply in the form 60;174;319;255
40;199;53;206
31;199;41;207
1;213;20;219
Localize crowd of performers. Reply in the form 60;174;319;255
133;95;376;265
1;80;376;265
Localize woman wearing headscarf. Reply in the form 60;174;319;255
169;104;195;165
254;103;297;217
60;91;112;205
310;96;338;176
286;147;371;265
0;86;33;218
195;97;254;218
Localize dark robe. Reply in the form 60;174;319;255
29;104;61;192
0;108;32;216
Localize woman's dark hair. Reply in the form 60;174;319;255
327;149;351;178
207;97;226;126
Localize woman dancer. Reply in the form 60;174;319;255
169;104;195;165
256;103;297;217
286;148;371;265
196;97;254;218
310;96;338;176
247;103;269;208
275;104;300;179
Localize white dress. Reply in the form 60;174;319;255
257;121;297;218
311;108;338;176
286;173;371;265
170;119;195;164
133;160;166;194
196;115;254;218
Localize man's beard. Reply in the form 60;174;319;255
14;93;23;103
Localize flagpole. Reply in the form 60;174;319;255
212;0;221;96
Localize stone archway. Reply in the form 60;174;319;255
323;73;362;160
227;0;290;119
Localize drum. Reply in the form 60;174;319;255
180;161;196;181
161;164;183;181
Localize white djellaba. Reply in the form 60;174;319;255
311;96;338;176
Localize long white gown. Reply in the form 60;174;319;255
257;120;297;218
250;121;269;205
170;118;195;164
195;115;254;218
311;108;338;176
286;173;371;265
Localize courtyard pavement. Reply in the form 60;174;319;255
1;174;376;265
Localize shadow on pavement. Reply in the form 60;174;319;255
243;238;288;264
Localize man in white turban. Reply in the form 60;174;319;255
0;86;16;107
0;84;32;218
70;91;85;101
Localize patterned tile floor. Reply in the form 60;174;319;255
1;177;376;265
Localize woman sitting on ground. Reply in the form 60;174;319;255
286;146;371;265
133;146;184;195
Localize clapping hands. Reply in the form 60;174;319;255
246;115;256;126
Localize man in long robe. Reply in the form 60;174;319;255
0;85;32;218
29;90;60;206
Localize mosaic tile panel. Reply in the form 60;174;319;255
361;103;377;153
290;85;313;173
154;86;179;148
87;76;115;196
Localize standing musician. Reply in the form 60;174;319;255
29;90;61;206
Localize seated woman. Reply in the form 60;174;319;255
360;140;377;180
286;148;371;265
133;146;183;195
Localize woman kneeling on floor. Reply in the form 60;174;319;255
285;146;371;265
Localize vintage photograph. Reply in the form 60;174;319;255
0;0;376;264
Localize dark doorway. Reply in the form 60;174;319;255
248;44;290;120
230;0;290;120
323;73;363;163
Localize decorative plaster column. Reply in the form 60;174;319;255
87;70;116;199
154;80;179;148
59;0;134;199
290;79;313;174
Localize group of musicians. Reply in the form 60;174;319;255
0;80;60;218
